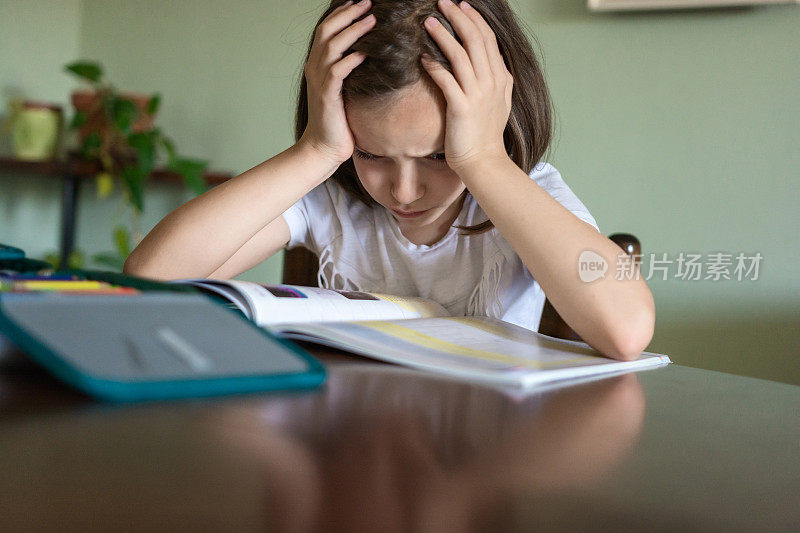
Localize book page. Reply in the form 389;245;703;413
172;279;449;325
270;316;671;388
179;280;254;318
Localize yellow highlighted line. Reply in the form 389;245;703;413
441;316;600;366
353;320;543;369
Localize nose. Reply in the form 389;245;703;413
390;166;425;207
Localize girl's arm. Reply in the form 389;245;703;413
422;1;654;360
455;156;655;362
125;1;376;281
123;140;341;280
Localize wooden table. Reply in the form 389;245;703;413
0;344;797;532
0;154;232;267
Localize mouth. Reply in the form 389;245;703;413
391;208;429;219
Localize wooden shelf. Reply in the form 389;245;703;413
0;153;234;268
0;153;232;185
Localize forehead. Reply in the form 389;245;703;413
346;82;445;157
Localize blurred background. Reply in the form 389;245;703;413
1;0;798;384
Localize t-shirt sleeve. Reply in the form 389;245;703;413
281;182;339;254
529;162;600;232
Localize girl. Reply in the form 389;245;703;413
125;0;655;361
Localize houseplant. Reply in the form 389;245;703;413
63;60;209;270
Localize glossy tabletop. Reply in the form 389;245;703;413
0;344;798;532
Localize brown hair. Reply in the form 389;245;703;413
294;0;553;235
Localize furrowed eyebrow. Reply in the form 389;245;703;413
354;145;445;158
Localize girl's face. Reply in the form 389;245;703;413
346;82;467;246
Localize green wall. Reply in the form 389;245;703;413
1;1;798;384
0;0;82;256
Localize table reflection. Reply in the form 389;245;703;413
211;363;645;532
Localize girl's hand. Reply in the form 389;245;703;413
299;0;376;165
421;0;513;172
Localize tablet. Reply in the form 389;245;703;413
0;292;325;402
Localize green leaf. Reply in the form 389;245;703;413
68;110;87;130
111;97;139;135
160;135;177;162
43;252;61;270
121;165;147;213
81;132;102;158
44;249;84;270
127;131;156;176
65;61;103;83
67;250;85;270
149;128;163;153
112;225;131;257
91;253;126;271
169;157;208;196
95;172;114;199
146;94;161;116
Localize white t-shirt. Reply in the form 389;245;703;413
281;162;599;332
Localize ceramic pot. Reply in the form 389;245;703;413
11;101;63;160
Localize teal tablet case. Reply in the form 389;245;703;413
0;293;325;402
0;245;325;402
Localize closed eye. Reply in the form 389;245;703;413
353;149;377;161
354;149;447;164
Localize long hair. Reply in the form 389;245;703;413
294;0;553;235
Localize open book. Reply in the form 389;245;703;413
174;279;671;388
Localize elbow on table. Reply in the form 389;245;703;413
122;260;151;280
122;252;166;281
122;251;145;276
605;302;656;362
